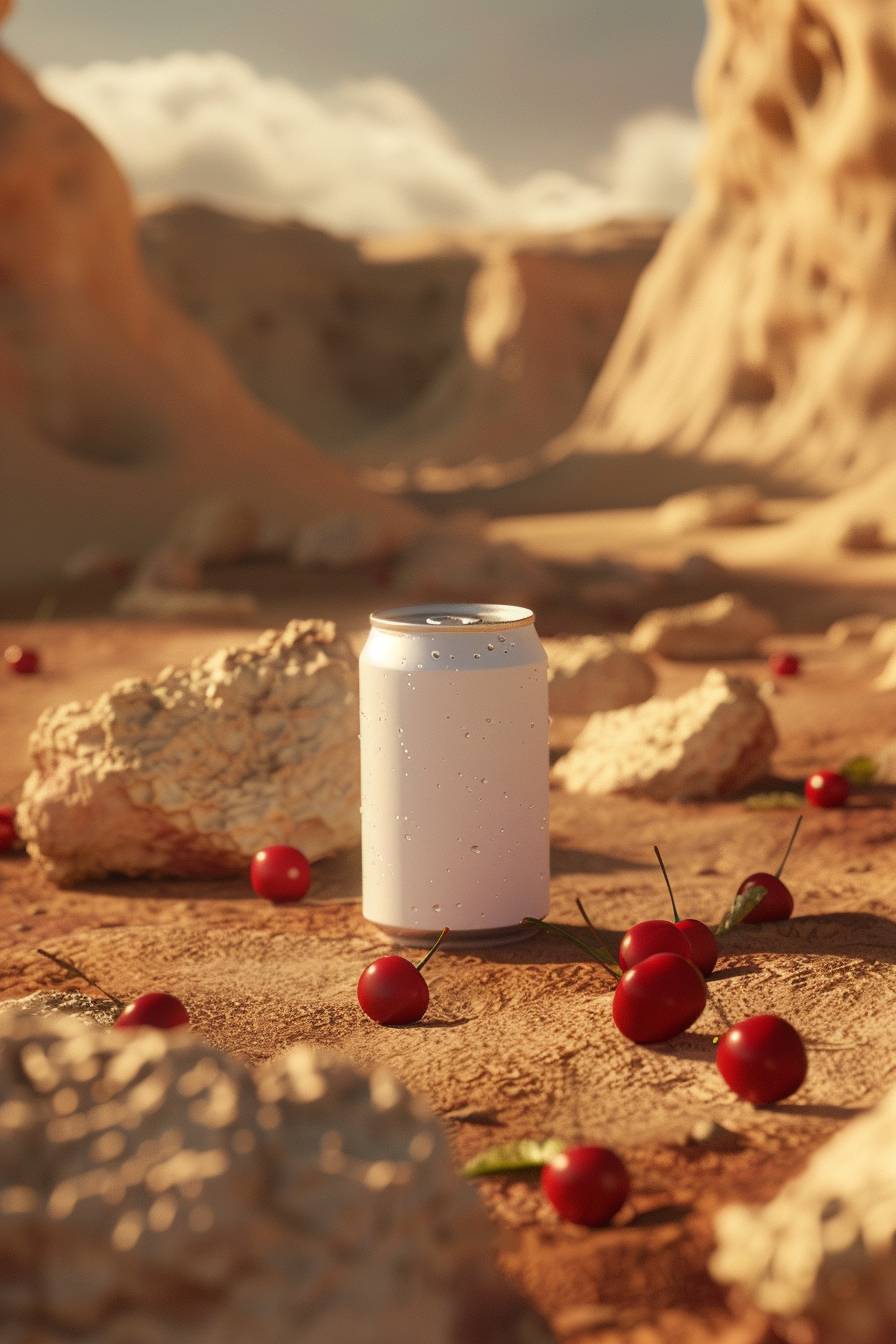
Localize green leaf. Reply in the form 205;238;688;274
715;883;767;937
743;792;803;811
840;755;878;786
462;1138;566;1179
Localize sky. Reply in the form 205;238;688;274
6;1;707;235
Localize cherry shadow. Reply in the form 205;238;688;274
643;1031;719;1063
710;962;761;981
402;1016;471;1029
763;1101;868;1120
549;847;654;878
625;1201;692;1228
722;912;896;965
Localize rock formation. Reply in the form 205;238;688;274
0;41;421;586
545;636;656;714
630;593;777;660
561;0;896;499
712;1083;896;1344
553;669;777;800
18;621;360;883
0;1006;548;1344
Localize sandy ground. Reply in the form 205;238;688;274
2;540;896;1344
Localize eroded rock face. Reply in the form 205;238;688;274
631;593;776;660
566;0;896;497
545;636;656;714
19;621;360;882
0;1007;547;1344
657;486;762;535
712;1085;896;1344
553;669;777;800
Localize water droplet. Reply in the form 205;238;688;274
487;643;495;652
464;731;471;739
497;634;506;643
431;651;441;660
455;901;462;909
470;844;480;854
404;833;411;840
479;777;487;784
485;717;492;723
474;653;481;660
398;728;404;735
410;905;418;913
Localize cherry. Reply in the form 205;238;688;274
251;844;311;903
740;814;802;924
0;806;16;854
612;952;707;1043
357;927;448;1026
769;652;800;677
804;770;849;810
618;919;691;971
541;1145;630;1227
716;1014;807;1104
115;992;190;1030
653;846;718;975
4;645;39;675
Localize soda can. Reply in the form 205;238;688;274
359;603;550;946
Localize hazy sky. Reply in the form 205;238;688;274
6;2;708;234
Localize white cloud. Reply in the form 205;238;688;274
39;52;702;235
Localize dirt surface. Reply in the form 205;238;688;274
2;562;896;1344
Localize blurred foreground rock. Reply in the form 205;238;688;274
631;594;776;660
825;614;882;647
657;486;762;534
553;669;776;800
19;621;360;883
712;1084;896;1344
0;1007;548;1344
545;636;656;714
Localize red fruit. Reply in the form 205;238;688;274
541;1145;630;1227
115;992;190;1030
5;645;39;675
739;872;793;923
612;952;707;1044
250;845;311;903
716;1014;807;1104
675;918;718;975
618;919;692;971
805;770;849;809
357;927;448;1026
0;819;15;853
769;652;800;677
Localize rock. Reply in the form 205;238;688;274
113;585;259;621
392;519;555;607
545;636;656;714
18;620;360;883
711;1084;896;1344
838;517;886;553
657;487;762;534
576;558;657;612
826;614;883;647
292;511;399;568
873;743;896;783
0;1007;548;1344
171;496;260;564
630;594;777;661
552;669;777;800
874;651;896;692
872;620;896;655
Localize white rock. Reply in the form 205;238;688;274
0;1008;547;1344
552;669;777;800
18;620;360;883
113;585;259;621
871;620;896;656
545;636;656;714
656;486;762;535
826;614;883;648
631;593;777;660
838;516;886;552
875;651;896;692
711;1085;896;1344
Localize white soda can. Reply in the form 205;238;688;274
359;603;550;946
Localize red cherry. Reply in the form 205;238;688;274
716;1014;807;1104
0;819;15;853
805;770;849;809
250;845;311;903
540;1145;630;1227
115;992;190;1030
612;952;707;1044
357;927;448;1026
4;645;39;675
618;919;692;971
675;918;718;975
769;652;800;677
739;872;793;923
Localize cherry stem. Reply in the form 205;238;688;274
574;898;623;975
37;948;124;1010
523;916;620;980
653;845;680;923
774;814;803;880
414;927;449;973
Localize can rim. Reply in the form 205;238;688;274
370;602;535;633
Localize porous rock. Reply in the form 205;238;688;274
711;1084;896;1344
631;593;776;660
0;1007;548;1344
545;636;656;715
656;486;762;534
18;620;360;883
552;669;777;800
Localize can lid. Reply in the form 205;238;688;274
370;603;535;633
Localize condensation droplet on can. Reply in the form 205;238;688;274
432;903;442;913
470;844;480;854
474;653;481;659
431;651;440;659
487;643;495;652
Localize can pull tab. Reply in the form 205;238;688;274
425;614;482;626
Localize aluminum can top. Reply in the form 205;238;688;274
370;603;535;634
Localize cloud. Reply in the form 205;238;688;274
39;52;702;235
